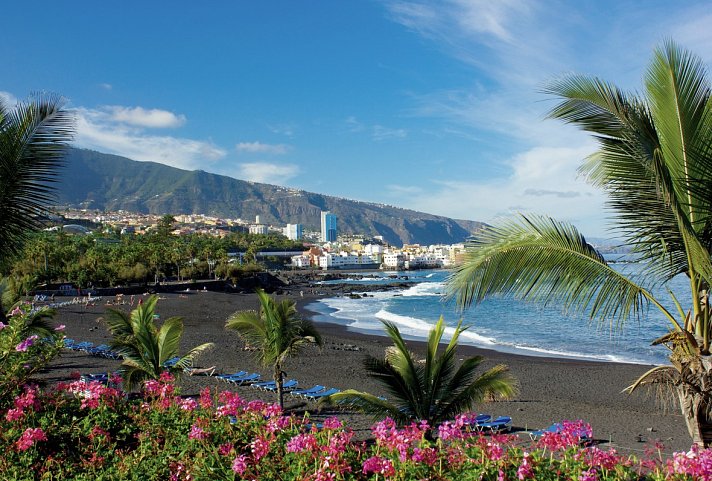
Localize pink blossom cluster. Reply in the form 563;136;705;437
537;420;593;451
372;417;429;462
575;446;625;470
516;451;534;480
64;379;122;410
188;422;209;440
215;391;246;417
16;427;47;451
144;372;176;397
666;445;712;480
362;455;396;477
5;384;41;422
286;433;318;453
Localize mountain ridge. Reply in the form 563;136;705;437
54;148;484;246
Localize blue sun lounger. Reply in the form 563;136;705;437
291;385;326;398
72;341;93;351
305;387;340;401
226;373;261;385
253;379;298;391
462;414;492;429
216;371;248;382
477;416;512;432
529;423;592;443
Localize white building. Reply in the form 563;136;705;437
283;223;303;241
249;224;268;235
382;253;405;269
290;255;312;268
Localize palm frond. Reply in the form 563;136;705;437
448;214;657;329
0;94;74;260
327;390;410;423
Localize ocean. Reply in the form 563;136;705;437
306;259;688;365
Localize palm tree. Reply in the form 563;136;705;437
448;41;712;446
0;93;74;318
327;317;517;437
225;289;322;409
104;295;214;391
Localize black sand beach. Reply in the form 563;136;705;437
39;289;691;455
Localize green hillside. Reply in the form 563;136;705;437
55;148;483;245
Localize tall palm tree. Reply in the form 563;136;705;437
104;295;214;391
448;41;712;446
0;93;73;318
327;317;517;436
225;289;322;409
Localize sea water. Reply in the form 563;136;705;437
307;260;689;365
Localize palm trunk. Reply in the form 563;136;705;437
275;366;284;409
677;356;712;447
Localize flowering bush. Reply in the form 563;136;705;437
0;374;711;480
0;303;63;406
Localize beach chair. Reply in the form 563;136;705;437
254;379;298;392
290;385;326;399
305;387;340;401
477;416;512;433
62;338;76;349
185;366;216;376
462;413;492;430
74;341;94;352
215;371;248;382
88;344;112;356
529;423;592;444
226;373;261;385
162;357;181;367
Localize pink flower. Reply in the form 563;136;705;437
218;443;233;456
16;428;47;451
286;433;318;453
411;447;438;466
5;408;24;422
199;387;212;409
188;423;208;440
0;322;6;331
54;324;66;331
251;436;271;461
579;468;598;481
362;456;395;477
517;452;534;480
180;397;198;411
15;335;39;352
323;416;342;429
231;455;248;474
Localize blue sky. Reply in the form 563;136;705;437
3;1;711;237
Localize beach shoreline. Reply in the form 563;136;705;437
38;288;692;454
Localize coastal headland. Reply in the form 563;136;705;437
38;274;691;455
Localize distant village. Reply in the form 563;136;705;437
56;208;467;271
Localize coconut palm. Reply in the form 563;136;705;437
225;289;322;409
448;41;712;446
327;316;517;436
0;93;73;318
104;295;214;391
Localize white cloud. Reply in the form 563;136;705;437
99;83;113;91
267;123;296;137
103;105;186;128
236;141;289;155
74;107;225;171
234;162;299;184
388;142;609;236
373;125;408;141
0;91;18;106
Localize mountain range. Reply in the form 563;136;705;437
54;148;484;246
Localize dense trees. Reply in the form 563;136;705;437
2;229;303;290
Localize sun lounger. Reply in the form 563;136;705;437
88;344;111;356
215;371;248;382
305;387;340;400
461;414;492;429
162;357;181;367
529;423;592;443
185;366;216;376
72;341;93;351
290;385;326;398
63;338;76;348
253;379;298;392
226;373;261;385
477;416;512;432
